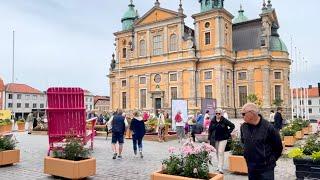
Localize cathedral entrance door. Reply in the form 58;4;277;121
155;98;161;110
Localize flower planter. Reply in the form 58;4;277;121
284;136;295;146
0;125;12;134
228;155;248;174
0;149;20;166
308;124;313;133
294;131;303;140
302;127;309;135
17;123;25;131
44;156;96;179
151;170;224;180
293;158;320;179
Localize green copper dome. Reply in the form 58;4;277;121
121;1;139;31
199;0;224;13
233;5;248;24
269;23;287;52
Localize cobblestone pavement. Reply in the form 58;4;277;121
0;119;297;180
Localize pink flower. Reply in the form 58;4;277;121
168;147;176;154
182;145;194;156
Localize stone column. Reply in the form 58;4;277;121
215;65;222;107
134;75;139;109
146;74;152;111
194;22;200;57
162;72;169;108
178;70;183;98
147;30;151;63
283;68;290;107
189;69;196;108
262;66;271;108
248;67;255;94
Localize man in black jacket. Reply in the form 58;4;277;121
274;107;283;131
240;103;283;180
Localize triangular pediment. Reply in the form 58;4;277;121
135;7;182;26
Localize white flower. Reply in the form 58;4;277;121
193;168;198;174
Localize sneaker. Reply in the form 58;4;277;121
112;153;117;159
218;170;224;174
134;150;137;155
117;155;122;159
139;152;143;158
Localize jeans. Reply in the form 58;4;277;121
132;135;143;151
248;168;274;180
215;140;227;171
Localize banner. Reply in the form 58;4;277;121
171;99;188;131
201;98;217;119
0;110;12;120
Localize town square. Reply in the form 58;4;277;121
1;0;320;180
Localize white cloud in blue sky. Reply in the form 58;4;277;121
0;0;319;95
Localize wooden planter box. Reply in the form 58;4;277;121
144;134;177;142
0;149;20;166
44;156;96;179
294;131;303;139
228;155;248;174
284;136;295;146
17;123;25;131
151;170;223;180
308;124;313;133
0;125;12;134
302;127;309;135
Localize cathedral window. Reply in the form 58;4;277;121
205;85;212;99
139;40;146;57
169;73;177;81
171;87;178;100
169;34;177;52
139;76;146;84
204;71;212;80
153;35;163;55
122;48;127;58
275;85;282;100
239;86;247;107
274;71;282;80
238;71;247;80
205;32;211;45
122;92;127;109
205;22;210;28
121;80;127;87
140;89;147;108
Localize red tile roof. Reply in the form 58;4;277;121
94;96;110;104
292;87;319;98
0;78;4;91
5;83;43;94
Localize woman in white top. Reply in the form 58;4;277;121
157;109;166;142
269;110;275;124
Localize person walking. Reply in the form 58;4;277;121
157;109;166;142
240;103;283;180
130;111;146;158
196;111;204;125
269;110;275;125
175;110;185;143
26;112;34;134
208;108;235;174
274;107;283;131
108;109;128;159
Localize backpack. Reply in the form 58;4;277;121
175;113;182;123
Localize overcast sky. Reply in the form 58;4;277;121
0;0;319;96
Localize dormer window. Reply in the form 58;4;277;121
205;32;211;45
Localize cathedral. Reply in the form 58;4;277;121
108;0;291;117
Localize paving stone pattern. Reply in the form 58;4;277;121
0;119;298;180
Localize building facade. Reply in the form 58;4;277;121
292;84;320;120
4;83;47;119
94;96;110;115
84;90;95;113
0;78;4;110
108;0;291;117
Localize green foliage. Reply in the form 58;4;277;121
281;127;296;136
0;136;16;151
303;134;320;155
0;119;13;126
288;148;304;159
53;137;90;161
162;155;183;176
247;94;258;103
231;138;244;156
272;98;283;107
311;151;320;161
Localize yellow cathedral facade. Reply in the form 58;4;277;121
108;0;291;117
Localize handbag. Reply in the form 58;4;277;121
224;138;232;152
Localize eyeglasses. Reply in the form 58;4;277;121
242;111;251;117
216;113;221;115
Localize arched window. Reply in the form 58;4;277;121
139;40;146;57
169;34;177;52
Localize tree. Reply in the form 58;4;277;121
247;94;263;108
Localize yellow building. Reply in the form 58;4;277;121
108;0;291;117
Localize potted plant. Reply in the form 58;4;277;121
288;134;320;179
282;127;296;146
17;119;25;131
0;135;20;166
228;138;247;174
151;141;223;180
44;136;96;179
0;119;12;134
